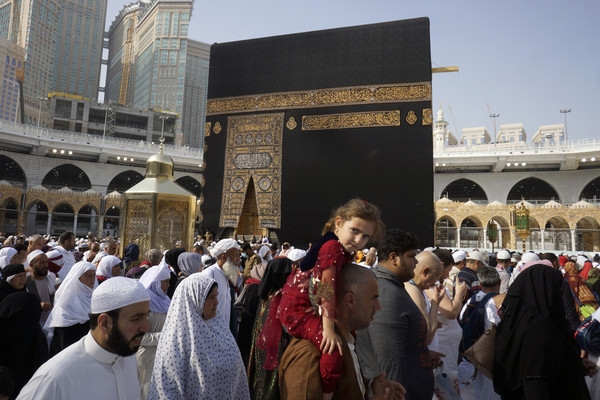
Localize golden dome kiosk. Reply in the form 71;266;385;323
120;142;197;257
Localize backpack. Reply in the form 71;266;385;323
575;315;600;356
459;292;497;354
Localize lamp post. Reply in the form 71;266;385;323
489;113;500;145
36;97;46;127
560;108;571;142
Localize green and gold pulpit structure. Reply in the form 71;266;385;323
120;143;196;257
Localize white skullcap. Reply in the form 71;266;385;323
466;250;489;266
452;250;467;263
577;255;589;268
496;250;511;260
91;277;150;314
209;238;240;258
287;248;307;262
26;250;45;264
521;252;540;264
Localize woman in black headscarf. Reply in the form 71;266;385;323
494;264;591;400
0;264;27;303
236;261;267;367
0;292;49;399
247;257;294;400
123;244;141;272
164;248;186;298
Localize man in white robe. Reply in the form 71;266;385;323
53;231;77;280
200;238;240;337
17;277;150;400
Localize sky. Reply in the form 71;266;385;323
106;0;600;142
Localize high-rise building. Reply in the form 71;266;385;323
0;0;106;104
0;37;21;123
105;1;149;105
182;39;209;148
106;0;210;148
54;0;107;99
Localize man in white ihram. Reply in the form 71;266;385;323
200;238;241;337
17;277;150;400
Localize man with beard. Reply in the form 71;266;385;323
17;277;150;400
357;229;438;400
25;250;57;324
201;238;241;337
53;231;77;280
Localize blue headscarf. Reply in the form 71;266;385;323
124;244;140;265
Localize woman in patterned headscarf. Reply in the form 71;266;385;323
137;264;171;399
564;261;599;321
148;273;249;400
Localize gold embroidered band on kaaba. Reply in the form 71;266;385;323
206;82;432;115
302;111;401;131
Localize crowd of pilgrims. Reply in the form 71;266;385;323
0;198;599;399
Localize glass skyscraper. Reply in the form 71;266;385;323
0;0;106;102
106;0;209;148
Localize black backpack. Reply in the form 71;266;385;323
458;292;497;354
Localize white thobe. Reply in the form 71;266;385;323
17;332;141;400
200;264;232;325
54;246;76;281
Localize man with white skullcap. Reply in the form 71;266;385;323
200;238;241;337
495;250;511;294
443;250;466;298
18;277;150;400
24;250;57;324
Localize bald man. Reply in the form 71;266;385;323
405;251;444;345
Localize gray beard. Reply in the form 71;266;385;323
222;259;239;285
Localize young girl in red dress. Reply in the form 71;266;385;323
260;199;384;398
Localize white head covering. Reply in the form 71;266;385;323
287;248;307;262
178;252;204;276
201;254;212;265
139;265;171;314
0;247;17;269
92;251;108;265
46;249;64;268
149;273;249;399
26;249;45;264
258;245;273;263
96;255;121;278
209;238;240;258
91;276;150;314
521;252;540;264
577;255;589;268
452;250;467;263
44;261;97;329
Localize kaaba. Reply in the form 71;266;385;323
203;17;434;247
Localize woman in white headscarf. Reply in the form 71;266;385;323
137;264;171;399
95;255;122;284
44;261;97;356
258;245;273;264
0;246;17;270
148;273;250;400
